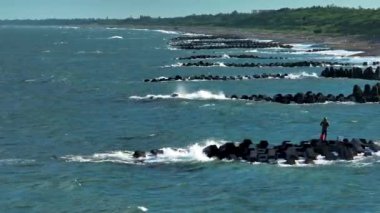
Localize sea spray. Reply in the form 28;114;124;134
62;140;225;164
129;88;228;101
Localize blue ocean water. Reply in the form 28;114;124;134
1;26;380;212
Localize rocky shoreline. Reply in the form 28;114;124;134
170;34;292;50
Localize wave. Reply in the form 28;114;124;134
221;54;230;59
137;206;148;212
107;35;123;40
216;62;227;67
162;62;183;68
182;32;210;36
62;140;223;165
53;41;68;45
255;39;273;42
285;72;319;79
153;29;180;35
57;26;80;30
289;49;364;57
76;50;103;54
0;159;36;166
129;90;228;101
289;43;315;51
129;28;209;37
246;45;363;57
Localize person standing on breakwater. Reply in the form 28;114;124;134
320;117;329;141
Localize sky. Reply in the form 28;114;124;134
1;0;380;19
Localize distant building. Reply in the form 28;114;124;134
251;10;274;14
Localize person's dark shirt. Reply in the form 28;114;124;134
320;121;329;131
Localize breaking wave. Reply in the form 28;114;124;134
76;50;103;54
153;29;180;35
162;62;183;68
107;35;123;39
287;49;364;57
129;89;228;101
285;72;319;79
62;140;224;165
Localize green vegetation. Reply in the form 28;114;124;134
1;6;380;38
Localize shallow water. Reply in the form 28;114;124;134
1;26;380;212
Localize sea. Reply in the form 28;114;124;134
1;25;380;212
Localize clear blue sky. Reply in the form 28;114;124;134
1;0;380;19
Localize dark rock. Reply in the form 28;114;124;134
258;140;269;149
238;139;253;158
203;145;219;158
133;151;146;158
218;142;237;159
231;95;238;99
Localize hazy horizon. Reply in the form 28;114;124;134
1;0;380;19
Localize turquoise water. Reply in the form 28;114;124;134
1;26;380;212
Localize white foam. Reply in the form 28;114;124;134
106;27;125;30
285;72;319;79
290;49;364;57
58;26;79;29
200;103;216;108
138;206;148;212
245;49;258;53
107;36;123;40
217;62;227;67
162;62;183;68
129;89;228;101
129;28;150;32
221;54;230;59
255;39;273;42
289;43;314;51
153;29;180;35
76;50;103;54
168;46;179;51
182;32;210;36
62;140;224;165
53;41;68;45
313;50;364;56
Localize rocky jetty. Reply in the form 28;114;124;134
226;83;380;104
132;138;380;165
202;138;379;164
321;66;380;80
179;60;350;68
144;74;289;82
170;35;292;50
177;54;287;60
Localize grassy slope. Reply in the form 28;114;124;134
122;7;380;38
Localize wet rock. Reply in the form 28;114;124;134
133;151;146;158
203;145;219;158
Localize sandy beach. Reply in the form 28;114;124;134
125;25;380;57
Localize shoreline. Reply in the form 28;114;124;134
123;25;380;57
